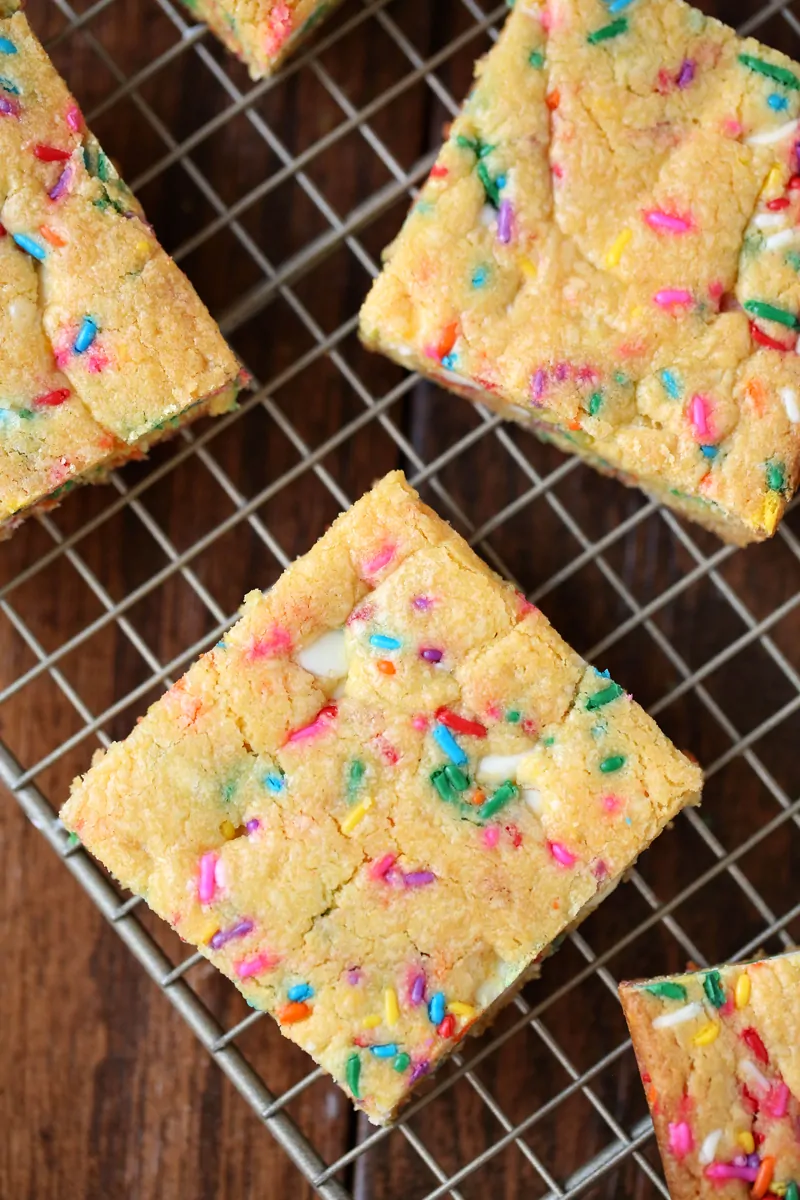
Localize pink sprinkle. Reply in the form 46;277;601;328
516;592;537;616
235;952;278;979
723;117;744;138
602;794;623;815
409;973;426;1005
404;870;436;887
263;0;292;55
346;967;363;985
198;851;218;904
376;737;399;765
667;1121;693;1159
689;393;711;440
704;1164;758;1182
719;996;734;1018
767;1081;790;1118
247;625;292;660
411;714;429;731
548;840;577;868
363;543;396;577
654;288;693;308
65;103;82;131
486;703;503;721
86;348;109;375
369;853;396;881
412;595;433;610
593;859;608;879
287;703;337;744
505;823;523;848
497;199;514;244
483;826;501;849
643;209;693;234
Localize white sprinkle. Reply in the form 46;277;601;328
740;1059;770;1094
214;857;228;891
523;788;542;814
753;212;786;229
296;629;347;680
477;751;533;784
764;228;799;251
439;367;484;393
479;203;496;228
652;1001;703;1029
747;117;800;146
781;386;800;423
698;1128;723;1165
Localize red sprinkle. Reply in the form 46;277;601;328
33;388;71;408
742;1085;760;1114
437;1014;456;1039
0;222;6;237
741;1027;769;1064
766;197;791;210
435;707;487;738
750;321;794;352
33;143;72;162
789;175;800;190
430;164;449;179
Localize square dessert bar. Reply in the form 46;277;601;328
620;954;800;1199
183;0;341;79
360;0;800;546
62;472;702;1123
0;2;243;539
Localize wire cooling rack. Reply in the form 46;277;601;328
3;0;800;1195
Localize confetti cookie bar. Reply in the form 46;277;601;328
360;0;800;546
62;472;701;1124
0;2;243;539
183;0;341;79
620;954;800;1199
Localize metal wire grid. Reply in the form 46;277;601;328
2;0;800;1194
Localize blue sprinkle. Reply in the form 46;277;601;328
73;316;98;354
607;0;635;11
370;1043;399;1058
12;233;47;261
768;93;789;111
428;992;446;1025
472;265;489;288
265;772;285;793
432;723;467;767
660;369;681;399
624;816;632;826
0;37;17;54
441;352;457;370
700;444;718;459
215;640;227;649
595;667;611;679
287;983;314;1003
369;633;401;651
0;75;19;94
495;174;507;190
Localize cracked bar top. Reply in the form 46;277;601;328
62;472;701;1123
0;7;242;536
360;0;800;546
181;0;341;79
620;953;800;1198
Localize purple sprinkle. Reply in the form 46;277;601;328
497;199;513;244
0;94;19;117
412;595;433;610
404;871;436;887
346;967;363;985
410;974;426;1006
531;368;546;402
745;1154;760;1170
209;918;254;950
676;58;695;88
409;1059;431;1085
420;647;443;663
49;165;73;202
794;140;800;172
245;818;261;833
554;362;569;382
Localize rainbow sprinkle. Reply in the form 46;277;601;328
12;232;47;260
587;17;628;43
73;316;98;353
432;723;468;766
599;755;626;773
346;1052;361;1097
738;53;800;90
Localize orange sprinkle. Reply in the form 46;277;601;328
552;898;560;910
470;788;486;806
752;1156;775;1199
39;224;66;247
568;418;582;431
376;659;396;675
747;378;766;416
546;89;560;110
277;1001;312;1024
435;321;459;360
645;1083;658;1107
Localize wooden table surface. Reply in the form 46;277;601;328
2;0;800;1197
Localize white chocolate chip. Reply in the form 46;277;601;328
781;386;800;423
753;212;786;229
747;117;800;146
522;788;542;814
698;1128;722;1165
296;629;348;680
764;228;799;251
476;751;533;784
652;1001;703;1029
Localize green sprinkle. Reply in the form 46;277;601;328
738;53;800;91
599;754;626;774
477;780;518;820
476;161;500;207
645;981;688;1001
703;970;725;1008
348;759;365;798
529;49;544;68
393;1052;411;1072
614;371;629;386
586;682;624;711
786;251;800;271
506;709;521;723
786;1182;799;1200
18;408;35;420
221;779;237;802
431;767;457;803
587;17;628;44
67;831;80;847
766;460;787;492
588;391;603;417
444;763;470;793
743;299;799;329
346;1052;361;1097
542;735;555;747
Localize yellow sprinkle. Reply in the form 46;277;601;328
519;255;537;279
605;228;631;268
384;986;400;1027
736;1131;755;1154
197;919;219;943
765;164;784;195
136;239;151;255
362;1014;382;1029
735;972;751;1008
341;796;373;834
762;491;781;535
448;1001;477;1019
692;1021;720;1047
220;819;236;840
